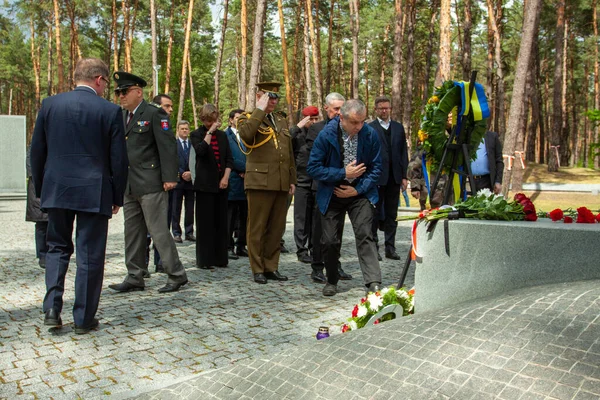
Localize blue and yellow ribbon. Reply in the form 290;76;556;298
453;81;490;121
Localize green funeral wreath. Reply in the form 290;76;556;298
417;80;488;172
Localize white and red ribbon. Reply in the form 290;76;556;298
503;154;515;171
550;145;561;168
514;151;526;169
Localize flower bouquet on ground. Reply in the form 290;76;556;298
542;206;600;224
398;190;538;223
340;286;414;333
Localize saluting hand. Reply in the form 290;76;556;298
256;92;270;111
297;116;311;129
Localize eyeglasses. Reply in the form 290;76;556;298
115;87;135;96
376;107;391;111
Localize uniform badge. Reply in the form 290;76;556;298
137;121;150;127
161;119;169;130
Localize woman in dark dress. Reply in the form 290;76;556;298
190;104;233;269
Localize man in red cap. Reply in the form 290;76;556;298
290;106;321;264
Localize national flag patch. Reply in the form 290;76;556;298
161;119;169;130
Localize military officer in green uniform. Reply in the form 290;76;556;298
108;72;188;293
237;82;297;284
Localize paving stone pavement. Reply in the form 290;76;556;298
0;199;414;399
137;279;600;400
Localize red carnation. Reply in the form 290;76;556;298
373;319;380;325
514;193;528;202
564;216;573;223
548;209;564;221
351;305;359;318
576;207;596;223
522;201;535;214
596;213;600;223
524;212;538;221
360;298;366;304
341;324;350;333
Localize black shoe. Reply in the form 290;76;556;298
185;235;196;241
74;318;99;335
108;281;145;292
173;235;183;243
323;283;337;296
158;280;188;293
377;253;383;261
155;265;165;273
254;273;267;284
265;270;288;281
366;282;381;293
385;251;401;260
198;265;215;270
338;268;352;280
298;253;312;264
236;248;249;257
310;270;326;284
215;264;228;268
38;258;46;269
44;308;62;327
280;245;290;253
228;250;239;260
143;270;151;278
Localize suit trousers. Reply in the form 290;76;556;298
195;190;229;267
148;190;173;267
293;186;314;256
44;208;109;326
322;195;381;286
228;199;248;250
473;174;493;193
246;190;288;274
372;177;401;254
124;191;187;286
171;187;195;237
35;221;49;260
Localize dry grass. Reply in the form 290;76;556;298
523;162;600;184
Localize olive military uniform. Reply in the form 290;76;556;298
121;99;187;287
237;108;297;275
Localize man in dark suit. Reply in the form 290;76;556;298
30;58;128;334
171;120;195;243
470;131;504;194
108;72;188;294
369;96;409;261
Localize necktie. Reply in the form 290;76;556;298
268;114;275;126
183;140;188;153
126;112;134;126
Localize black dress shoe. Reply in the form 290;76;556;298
366;282;381;293
143;270;151;278
254;273;267;284
264;270;288;281
185;234;196;241
198;265;215;270
74;318;99;335
280;245;290;253
38;258;46;269
298;253;312;264
377;253;383;261
338;268;353;280
158;280;188;293
215;264;228;268
155;265;165;273
44;308;62;327
228;250;239;260
323;283;337;296
385;251;401;260
236;248;249;257
173;235;183;243
108;281;145;292
310;270;327;284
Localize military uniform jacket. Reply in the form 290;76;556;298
237;108;297;191
124;100;178;196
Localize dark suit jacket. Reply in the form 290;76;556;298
175;138;193;190
30;86;128;217
369;119;408;185
225;127;247;201
301;118;330;189
485;130;504;185
190;126;233;193
124;100;178;196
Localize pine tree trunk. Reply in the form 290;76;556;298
583;60;590;167
487;0;506;138
47;22;53;96
277;0;293;123
391;0;404;121
501;0;541;195
349;0;360;99
486;10;496;131
525;62;537;162
462;0;472;80
421;0;439;112
112;0;119;72
303;8;313;106
291;1;303;112
247;0;267;109
435;0;452;86
30;17;41;110
176;0;194;125
403;0;416;139
378;24;390;96
150;0;158;96
239;0;248;109
593;0;599;168
548;0;565;172
364;46;369;112
325;0;335;95
560;18;569;166
187;55;198;129
306;0;323;112
122;0;131;71
214;0;229;109
164;4;175;93
52;0;65;92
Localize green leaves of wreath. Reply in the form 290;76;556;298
418;80;487;172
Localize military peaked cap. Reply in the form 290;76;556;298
113;71;147;91
256;81;282;98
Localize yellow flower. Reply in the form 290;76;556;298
418;130;429;142
431;95;440;103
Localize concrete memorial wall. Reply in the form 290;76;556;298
0;115;26;193
415;218;600;313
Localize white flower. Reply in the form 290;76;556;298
367;293;383;311
477;188;493;198
380;287;390;295
349;320;358;330
493;193;504;200
397;290;409;300
356;305;368;318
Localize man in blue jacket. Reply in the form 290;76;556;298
307;99;383;296
30;58;128;334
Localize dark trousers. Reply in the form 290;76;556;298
228;199;248;250
196;190;229;267
44;208;109;326
372;176;401;254
473;174;493;193
35;221;49;260
322;195;381;286
293;186;314;256
171;187;195;237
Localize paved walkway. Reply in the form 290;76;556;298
138;279;600;400
0;199;414;399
